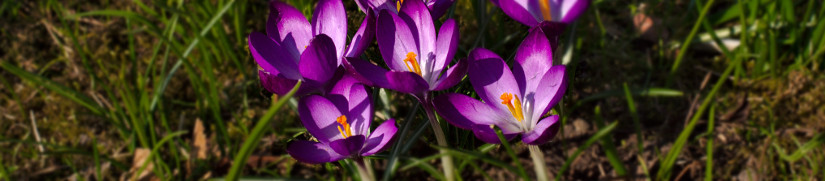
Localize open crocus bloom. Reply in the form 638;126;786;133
355;0;456;19
491;0;589;26
433;27;567;145
345;0;465;99
287;75;398;164
250;0;375;95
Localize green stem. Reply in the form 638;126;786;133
528;145;550;181
355;158;375;181
226;81;301;180
423;105;455;181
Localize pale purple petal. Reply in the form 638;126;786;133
522;115;560;145
399;0;436;63
329;135;366;156
376;10;420;72
431;18;459;83
258;70;299;95
531;65;567;126
433;93;508;129
248;32;301;80
287;140;345;164
537;21;566;51
345;11;376;58
472;124;519;144
559;0;589;23
432;57;468;91
362;119;398;156
343;57;392;89
386;71;429;94
467;48;523;113
298;95;346;143
513;26;553;98
299;34;339;86
494;0;540;26
312;0;347;62
268;1;312;59
326;75;372;135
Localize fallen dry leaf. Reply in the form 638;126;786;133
193;118;208;160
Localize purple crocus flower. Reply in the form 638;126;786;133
287;75;398;164
344;0;465;100
250;0;375;96
355;0;456;19
433;26;567;145
491;0;589;26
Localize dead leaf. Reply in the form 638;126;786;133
193;118;208;160
633;3;668;41
127;148;154;181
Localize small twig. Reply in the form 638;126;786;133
29;110;45;153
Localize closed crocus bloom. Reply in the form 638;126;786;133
434;26;567;145
287;75;398;164
249;0;375;96
345;0;464;100
355;0;456;19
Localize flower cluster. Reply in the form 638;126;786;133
247;0;587;179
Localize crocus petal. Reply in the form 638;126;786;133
471;124;519;144
329;135;366;156
298;95;346;143
429;0;456;18
299;34;339;87
431;18;459;83
258;70;299;95
248;32;301;80
362;119;398;156
522;115;560;145
326;75;372;136
343;57;392;89
559;0;589;23
432;57;468;91
536;21;566;51
312;0;347;62
345;11;376;58
386;71;430;94
287;140;345;164
376;9;420;72
467;48;523;113
433;93;509;129
513;26;553;98
268;1;312;58
495;0;540;26
399;0;436;63
531;65;567;126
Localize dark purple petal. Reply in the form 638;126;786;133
399;0;436;59
432;57;468;91
329;135;366;156
428;0;455;18
430;19;459;83
560;0;590;23
299;95;346;143
345;11;376;58
377;9;420;72
362;119;398;156
513;26;553;98
433;93;507;129
536;21;567;51
532;65;567;126
248;32;301;80
472;124;519;144
386;71;429;94
467;48;523;113
494;0;540;26
258;70;299;95
299;34;339;86
268;1;312;58
312;0;347;61
522;115;560;145
287;140;345;164
343;57;392;89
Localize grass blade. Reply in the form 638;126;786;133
556;121;619;180
0;61;103;114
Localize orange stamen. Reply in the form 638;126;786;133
396;0;404;12
403;52;422;75
336;115;352;138
539;0;553;21
499;93;524;122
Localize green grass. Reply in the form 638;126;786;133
1;0;824;180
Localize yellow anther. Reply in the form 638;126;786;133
499;93;524;122
539;0;553;21
336;115;352;138
403;52;422;75
396;0;404;12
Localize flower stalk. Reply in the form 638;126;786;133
528;144;550;181
354;158;375;181
423;102;455;181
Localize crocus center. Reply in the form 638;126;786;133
499;93;525;122
539;0;553;21
403;52;422;75
336;115;353;138
396;0;404;11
